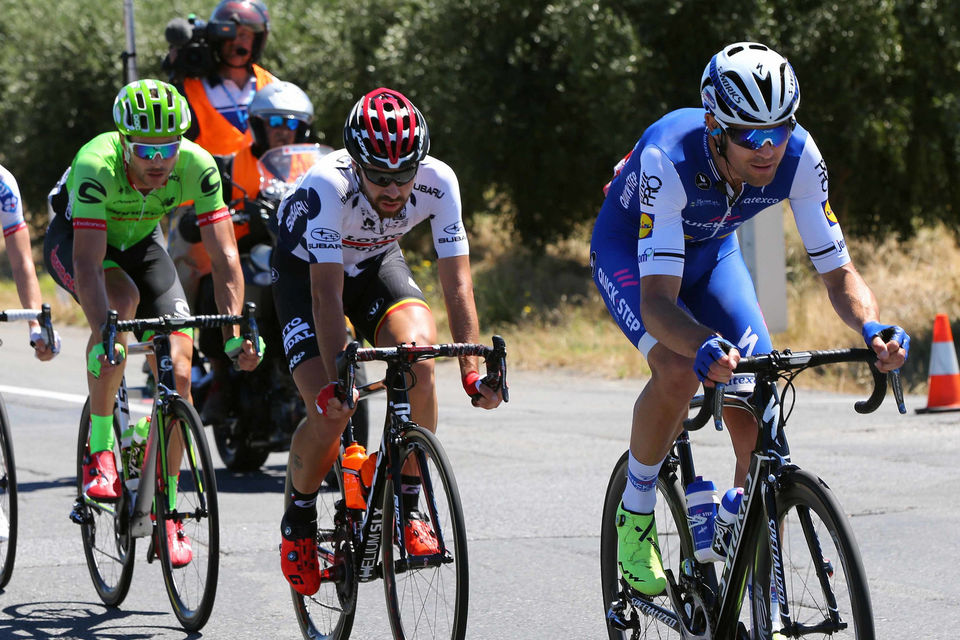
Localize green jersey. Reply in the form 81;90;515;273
66;132;228;250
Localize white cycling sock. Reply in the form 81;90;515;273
622;454;663;514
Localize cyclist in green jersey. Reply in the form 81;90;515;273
43;80;262;561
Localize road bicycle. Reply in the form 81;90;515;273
600;346;906;639
287;336;509;640
0;304;55;589
69;303;259;631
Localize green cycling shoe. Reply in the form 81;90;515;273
616;502;667;596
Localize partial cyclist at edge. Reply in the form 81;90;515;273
272;87;504;595
169;80;316;423
1;163;61;360
165;0;278;157
42;79;262;562
589;42;909;597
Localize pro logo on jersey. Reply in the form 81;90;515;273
638;213;654;239
695;172;711;190
822;199;838;226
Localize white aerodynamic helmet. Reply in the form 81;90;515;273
700;42;800;127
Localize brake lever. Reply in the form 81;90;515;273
40;303;55;349
712;382;726;431
101;310;119;365
889;369;906;414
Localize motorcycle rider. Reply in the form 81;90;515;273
169;80;316;424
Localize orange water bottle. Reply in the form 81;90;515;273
342;442;368;509
360;451;378;494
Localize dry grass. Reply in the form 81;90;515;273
3;211;952;392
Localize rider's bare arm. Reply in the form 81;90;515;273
639;274;718;357
309;261;349;383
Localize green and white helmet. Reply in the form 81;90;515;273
113;79;191;137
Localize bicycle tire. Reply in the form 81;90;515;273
0;395;18;589
76;398;136;605
600;450;698;639
286;457;357;640
745;468;874;639
382;424;468;640
154;396;219;631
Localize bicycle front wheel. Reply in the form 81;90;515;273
382;425;468;640
154;397;219;631
76;398;135;605
600;450;698;639
286;449;357;640
747;468;874;639
0;395;18;589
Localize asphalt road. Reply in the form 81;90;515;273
0;322;957;639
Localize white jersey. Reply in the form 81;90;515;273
0;163;26;238
275;149;469;276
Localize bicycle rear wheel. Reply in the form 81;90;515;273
382;424;468;640
286;457;357;640
154;396;219;631
600;450;698;639
75;398;136;605
0;395;18;589
747;468;874;639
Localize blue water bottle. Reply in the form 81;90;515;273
711;487;744;560
684;477;719;563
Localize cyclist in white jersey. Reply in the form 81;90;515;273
0;163;60;359
271;87;503;595
590;42;909;596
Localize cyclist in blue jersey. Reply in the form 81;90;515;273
590;42;909;596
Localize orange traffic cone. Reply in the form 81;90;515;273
916;313;960;413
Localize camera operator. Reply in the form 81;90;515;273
164;0;278;156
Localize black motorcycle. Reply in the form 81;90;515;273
167;143;368;471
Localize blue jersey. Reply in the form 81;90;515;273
596;108;848;279
590;108;848;361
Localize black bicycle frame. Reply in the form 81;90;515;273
353;359;425;582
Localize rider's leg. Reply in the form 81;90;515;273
288;356;350;497
724;408;757;487
281;355;350;595
374;301;439;432
617;342;700;596
88;268;139;446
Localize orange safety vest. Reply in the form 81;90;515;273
183;65;277;156
224;144;262;241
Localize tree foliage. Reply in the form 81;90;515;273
0;0;958;243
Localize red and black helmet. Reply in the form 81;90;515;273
210;0;271;64
343;87;430;171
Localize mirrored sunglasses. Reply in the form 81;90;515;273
721;118;796;150
267;115;302;131
127;140;181;160
360;164;418;187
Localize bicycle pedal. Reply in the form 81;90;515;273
146;534;156;564
68;499;92;525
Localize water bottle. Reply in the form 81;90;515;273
711;487;744;560
342;442;368;510
685;477;720;563
360;451;378;495
120;416;150;490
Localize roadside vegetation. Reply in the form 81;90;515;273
5;209;942;394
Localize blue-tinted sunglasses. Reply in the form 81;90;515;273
360;163;419;187
126;140;181;161
718;118;796;150
267;115;302;131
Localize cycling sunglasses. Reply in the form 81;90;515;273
360;163;419;187
718;118;796;150
126;140;181;161
267;115;302;131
